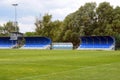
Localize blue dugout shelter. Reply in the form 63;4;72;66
78;36;115;50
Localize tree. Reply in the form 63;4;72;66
59;2;97;47
71;32;80;49
35;13;63;42
29;2;120;49
25;32;36;36
95;2;113;35
35;13;52;37
63;30;72;42
112;6;120;48
0;25;5;36
50;20;63;42
112;6;120;34
76;2;97;35
0;21;19;36
35;17;44;35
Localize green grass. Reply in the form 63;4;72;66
0;49;120;80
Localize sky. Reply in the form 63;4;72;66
0;0;120;33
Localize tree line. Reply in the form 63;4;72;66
0;2;120;49
0;21;19;36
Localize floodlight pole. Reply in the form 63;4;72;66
12;4;18;32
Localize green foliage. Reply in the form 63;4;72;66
60;2;97;48
115;34;120;49
35;13;62;42
0;21;19;36
63;30;72;42
35;17;44;35
0;25;5;36
61;2;120;48
34;2;120;48
95;2;113;35
4;21;19;33
50;20;63;41
71;32;80;49
35;13;52;36
25;32;36;36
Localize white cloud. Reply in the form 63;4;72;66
18;16;35;24
49;8;77;20
19;23;35;33
18;16;36;33
0;0;120;33
0;20;35;33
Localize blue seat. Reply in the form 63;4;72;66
23;37;51;49
79;36;115;50
0;37;14;48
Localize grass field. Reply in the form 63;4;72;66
0;49;120;80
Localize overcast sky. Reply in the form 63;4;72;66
0;0;120;33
